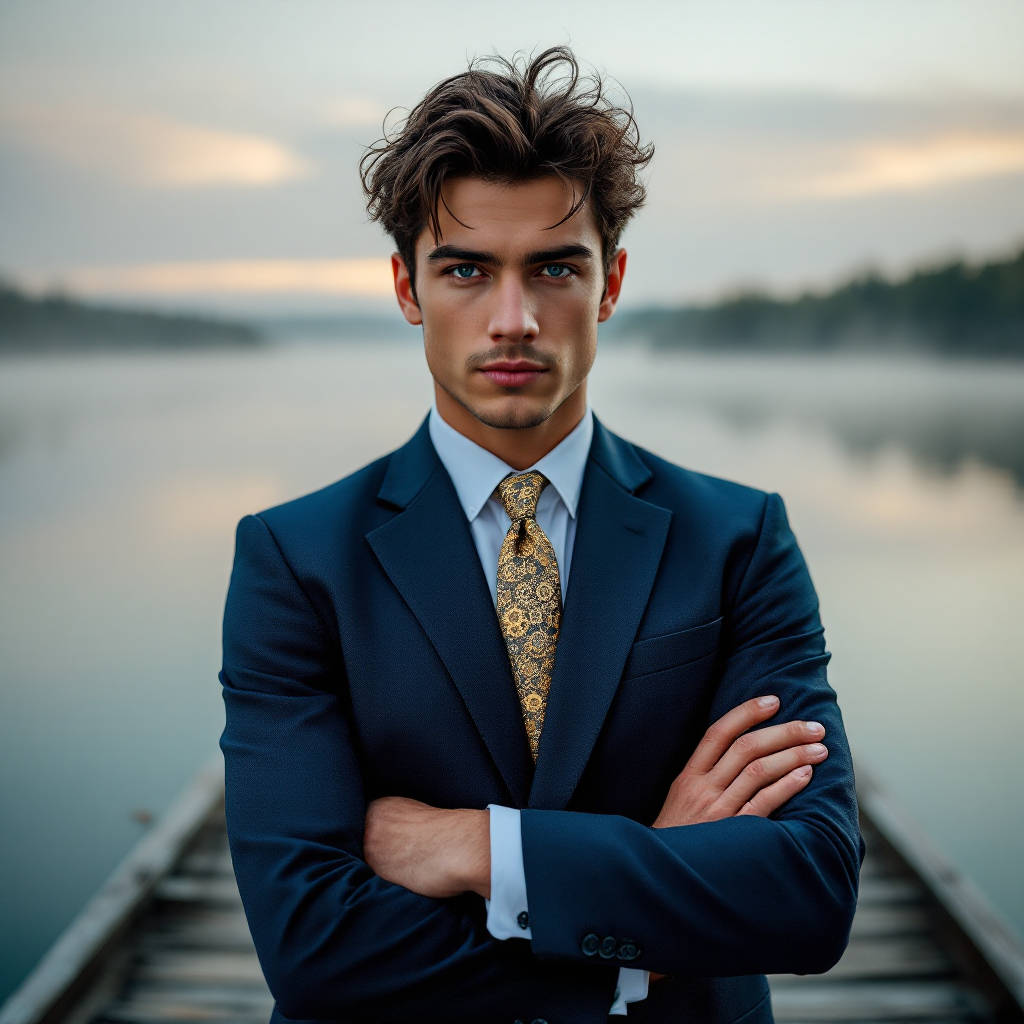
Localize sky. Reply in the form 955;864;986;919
1;0;1023;314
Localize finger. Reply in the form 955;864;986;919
736;765;814;818
717;742;828;815
707;719;825;788
685;696;780;774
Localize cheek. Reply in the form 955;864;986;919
421;328;452;383
422;307;476;384
543;286;599;342
555;303;598;380
569;334;598;385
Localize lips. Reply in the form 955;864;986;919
479;361;549;388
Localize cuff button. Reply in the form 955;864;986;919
517;910;529;929
599;935;618;959
581;932;600;956
617;940;640;961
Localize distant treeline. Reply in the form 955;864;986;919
0;281;262;354
610;248;1024;357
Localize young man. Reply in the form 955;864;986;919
220;48;861;1024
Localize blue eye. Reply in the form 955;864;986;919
452;264;478;278
542;264;570;278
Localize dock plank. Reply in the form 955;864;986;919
849;906;933;940
817;936;952;981
768;979;990;1021
140;911;259;951
856;877;930;906
152;878;243;906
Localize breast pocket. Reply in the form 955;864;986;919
622;617;723;680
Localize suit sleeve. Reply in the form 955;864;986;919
220;514;617;1024
520;493;863;978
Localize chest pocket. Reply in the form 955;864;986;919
622;617;723;680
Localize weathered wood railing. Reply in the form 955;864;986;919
0;760;224;1024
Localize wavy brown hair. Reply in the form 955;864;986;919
360;46;653;293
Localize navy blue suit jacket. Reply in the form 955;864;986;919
220;417;861;1024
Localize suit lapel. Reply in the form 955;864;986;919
529;422;672;810
366;422;532;807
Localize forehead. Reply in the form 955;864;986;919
423;175;600;254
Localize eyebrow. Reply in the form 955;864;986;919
427;245;500;265
426;243;596;267
524;244;595;265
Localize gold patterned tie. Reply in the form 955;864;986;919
496;471;562;762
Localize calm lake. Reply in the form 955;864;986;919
1;340;1023;1000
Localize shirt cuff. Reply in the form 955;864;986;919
609;968;651;1015
484;805;532;940
485;807;650;1014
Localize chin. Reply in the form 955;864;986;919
470;397;553;430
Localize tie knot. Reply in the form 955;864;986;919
498;471;547;522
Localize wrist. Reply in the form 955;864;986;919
452;809;491;898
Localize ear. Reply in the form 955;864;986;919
597;248;628;323
392;254;422;326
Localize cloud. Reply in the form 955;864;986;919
321;96;388;128
653;128;1024;213
144;477;286;539
54;259;394;297
793;133;1024;199
0;105;312;187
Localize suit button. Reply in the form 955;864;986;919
517;910;529;929
530;1019;548;1024
581;932;600;956
599;935;618;959
618;939;641;961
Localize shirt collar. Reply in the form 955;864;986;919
428;405;593;522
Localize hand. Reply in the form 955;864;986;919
364;796;491;899
652;695;827;828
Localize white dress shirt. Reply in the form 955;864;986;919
428;407;650;1015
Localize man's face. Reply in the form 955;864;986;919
393;175;624;430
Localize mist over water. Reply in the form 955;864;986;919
1;341;1023;1000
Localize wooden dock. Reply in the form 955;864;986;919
3;761;1023;1024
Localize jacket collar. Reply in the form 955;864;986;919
376;416;438;510
588;415;653;495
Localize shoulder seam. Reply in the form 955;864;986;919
733;491;777;602
249;513;338;645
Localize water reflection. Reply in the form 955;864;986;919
599;349;1024;488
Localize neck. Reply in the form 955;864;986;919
434;383;588;470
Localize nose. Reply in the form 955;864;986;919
487;274;539;345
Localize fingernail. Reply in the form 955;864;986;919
805;743;827;757
795;766;813;778
758;696;779;708
806;721;824;736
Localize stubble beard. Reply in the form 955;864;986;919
471;404;554;430
441;382;556;430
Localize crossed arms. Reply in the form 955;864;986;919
364;695;831;901
220;497;862;1023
